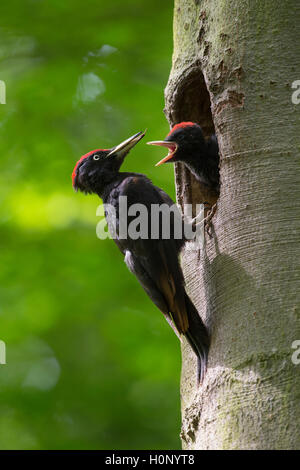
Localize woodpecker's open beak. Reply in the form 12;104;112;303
146;141;178;166
107;130;146;159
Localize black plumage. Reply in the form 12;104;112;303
72;131;210;383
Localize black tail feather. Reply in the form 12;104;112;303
184;294;210;384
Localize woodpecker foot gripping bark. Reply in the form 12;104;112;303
183;202;215;236
204;203;217;237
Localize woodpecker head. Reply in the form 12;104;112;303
72;131;145;194
147;122;206;166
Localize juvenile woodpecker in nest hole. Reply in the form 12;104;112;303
148;122;220;225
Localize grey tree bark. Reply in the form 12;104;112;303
164;0;300;450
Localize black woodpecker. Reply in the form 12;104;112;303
148;121;220;209
72;131;210;383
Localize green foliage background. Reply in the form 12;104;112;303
0;0;181;450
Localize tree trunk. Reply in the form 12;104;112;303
165;0;300;450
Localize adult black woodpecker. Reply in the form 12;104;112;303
147;122;220;210
72;131;209;383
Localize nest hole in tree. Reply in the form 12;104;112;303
165;67;216;211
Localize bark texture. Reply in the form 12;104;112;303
165;0;300;450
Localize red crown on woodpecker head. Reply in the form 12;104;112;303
72;150;101;184
167;122;197;138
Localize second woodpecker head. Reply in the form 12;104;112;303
72;131;145;194
147;122;206;166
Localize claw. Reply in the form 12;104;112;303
204;204;217;237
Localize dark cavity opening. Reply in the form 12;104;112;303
165;66;216;210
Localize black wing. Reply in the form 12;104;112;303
105;174;210;382
108;174;189;335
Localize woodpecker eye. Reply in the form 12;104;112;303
93;154;100;161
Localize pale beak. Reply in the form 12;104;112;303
147;141;178;166
107;130;146;158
